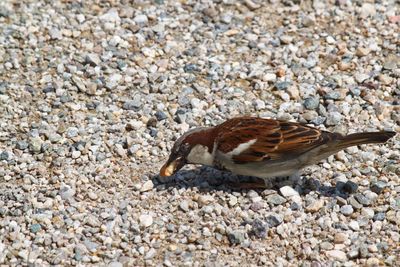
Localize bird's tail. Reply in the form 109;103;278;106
336;131;396;150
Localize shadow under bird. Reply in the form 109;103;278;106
160;117;396;186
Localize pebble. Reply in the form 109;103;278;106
355;73;369;83
139;214;153;228
334;233;347;244
266;214;283;227
370;181;386;194
303;97;319;110
266;194;287;205
140;180;154;192
179;200;190;212
105;74;122;89
85;53;101;66
349;221;360;231
326;250;347;261
250;219;267;238
30;223;42;233
228;231;245;245
279;186;299;197
59;184;75;200
306;199;324;213
340;205;354;216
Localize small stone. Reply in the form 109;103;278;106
373;212;385;221
349;221;359;231
263;73;277;82
85;53;101;66
320;242;334;250
279;186;299;197
361;208;375;219
366;258;380;267
140;180;154;192
88;192;98;200
179;200;189;212
66;127;79;138
306;199;324;213
343;181;358;194
244;0;261;10
72;76;86;92
139;214;153;228
134;14;148;24
348;196;363;210
275;81;291;90
99;8;120;23
30;223;42;233
334;233;347;244
303;96;319;110
16;140;29;150
145;248;156;259
368;244;378;253
155;111;167;121
108;262;123;267
59;184;75;200
356;47;370;57
266;214;283;227
355;193;372;206
227;231;245;245
123;99;141;111
378;74;393;85
29;137;43;153
355;73;369;83
370;181;387;194
105;74;122;89
360;3;376;18
326;36;336;44
340;205;354;216
266;194;287;205
250;219;267;238
326;112;342;126
383;54;399;70
280;35;293;44
49;28;62;40
326;250;347;261
0;151;9;161
229;196;238;207
184;64;198;73
197;195;214;206
347;250;359;259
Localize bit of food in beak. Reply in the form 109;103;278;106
160;162;175;177
160;156;186;177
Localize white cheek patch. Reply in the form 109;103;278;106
187;144;214;166
227;139;257;156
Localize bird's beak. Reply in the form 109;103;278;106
159;156;186;177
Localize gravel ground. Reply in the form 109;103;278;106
1;0;400;266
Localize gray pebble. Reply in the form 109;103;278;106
228;231;246;245
340;205;354;216
303;96;319;110
266;194;287;205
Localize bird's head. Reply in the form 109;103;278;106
160;127;214;177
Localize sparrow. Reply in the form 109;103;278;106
160;117;396;185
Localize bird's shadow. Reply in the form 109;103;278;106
150;166;357;199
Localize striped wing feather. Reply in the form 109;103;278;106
216;117;339;164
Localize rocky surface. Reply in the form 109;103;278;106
0;0;399;266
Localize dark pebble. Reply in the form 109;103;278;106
155;111;167;121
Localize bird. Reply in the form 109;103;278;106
159;117;396;187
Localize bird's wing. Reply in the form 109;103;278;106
216;117;340;164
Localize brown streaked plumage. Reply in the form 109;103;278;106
159;117;396;185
